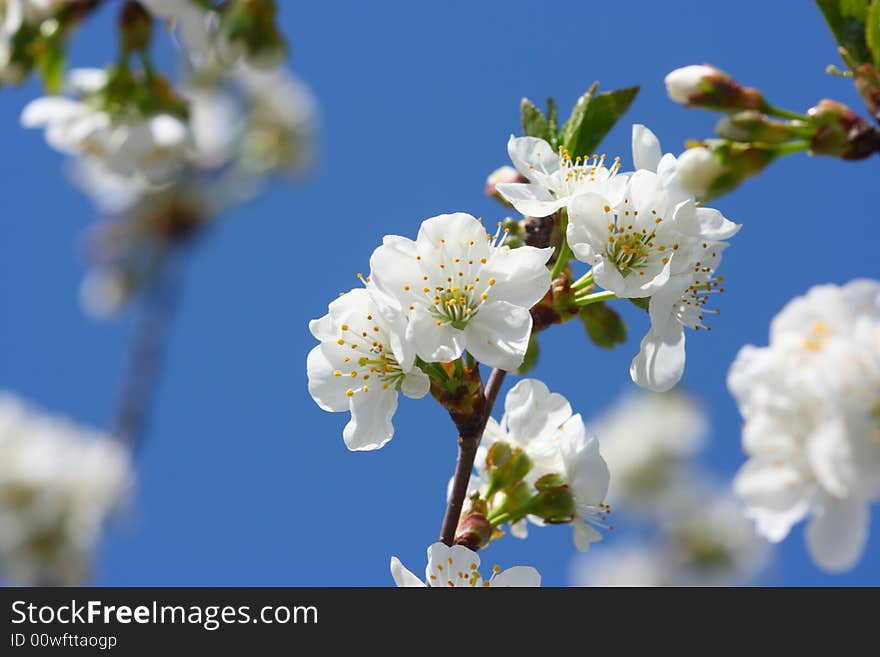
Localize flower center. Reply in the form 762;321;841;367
331;315;404;396
604;209;671;278
399;222;506;330
428;558;501;587
803;321;832;352
554;148;621;196
675;258;726;331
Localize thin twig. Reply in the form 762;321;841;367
111;250;185;452
439;368;507;546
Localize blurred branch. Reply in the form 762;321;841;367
111;248;185;452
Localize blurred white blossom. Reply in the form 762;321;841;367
730;279;880;572
591;390;707;510
0;393;133;585
572;482;769;587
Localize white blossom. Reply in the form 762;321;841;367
729;280;880;572
233;63;318;175
567;125;738;391
390;542;540;587
307;288;429;451
368;213;552;371
572;482;769;587
591;390;707;509
496;135;625;217
472;379;611;550
139;0;218;66
0;393;132;585
21;68;192;184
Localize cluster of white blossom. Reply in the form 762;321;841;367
15;9;315;316
0;393;133;585
305;121;747;586
498;125;740;391
462;379;610;551
730;280;880;572
571;391;769;586
308;213;553;449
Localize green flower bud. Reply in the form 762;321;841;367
807;99;880;160
715;111;809;145
531;475;575;523
221;0;287;68
854;64;880;121
677;140;777;199
665;64;766;112
454;512;493;551
485;443;532;495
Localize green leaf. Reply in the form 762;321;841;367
517;334;540;375
560;81;598;150
816;0;871;65
867;0;880;67
546;97;559;149
629;297;650;312
579;302;627;349
520;97;552;142
36;42;66;94
561;84;639;159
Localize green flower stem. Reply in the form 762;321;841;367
774;140;811;156
549;212;570;280
570;269;594;291
574;290;617;306
764;104;808;122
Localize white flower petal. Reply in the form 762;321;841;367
495;182;564;218
806;496;869;573
490;566;541;587
630;321;686;392
632;124;662;172
306;346;349;412
506;134;561;185
482;245;553;309
390;556;425;587
504;378;572;450
407;305;466;363
464;301;532;370
400;369;430;399
567;192;614;265
573;521;603;551
342;387;398;451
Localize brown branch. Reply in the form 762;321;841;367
438;367;507;546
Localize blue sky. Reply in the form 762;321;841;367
1;1;878;586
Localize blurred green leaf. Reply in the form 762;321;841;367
867;0;880;67
561;84;639;158
517;334;540;375
816;0;871;64
520;97;552;142
579;302;627;349
36;42;66;93
629;297;650;312
546;97;559;149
